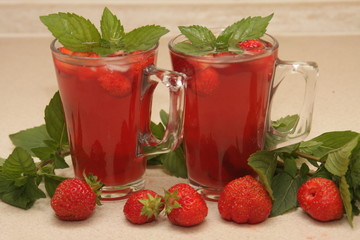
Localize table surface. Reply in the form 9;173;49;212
1;34;360;240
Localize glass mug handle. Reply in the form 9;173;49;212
266;60;319;149
138;65;186;156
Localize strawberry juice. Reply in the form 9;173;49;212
170;36;278;199
51;42;158;199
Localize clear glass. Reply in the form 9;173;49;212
169;32;318;201
51;40;185;200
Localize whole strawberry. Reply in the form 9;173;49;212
237;39;266;54
123;190;164;224
51;175;102;221
164;183;208;227
97;71;132;97
218;175;272;224
297;177;344;222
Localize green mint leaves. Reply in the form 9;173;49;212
40;7;169;56
0;92;70;209
147;110;188;179
40;13;101;52
173;14;273;56
249;130;360;227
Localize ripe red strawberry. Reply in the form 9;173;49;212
297;177;344;222
97;71;132;97
190;67;219;96
128;50;156;77
164;183;208;227
238;39;265;54
55;47;100;76
218;175;272;224
51;175;103;221
58;47;99;57
123;190;164;224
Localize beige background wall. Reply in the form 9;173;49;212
1;0;360;36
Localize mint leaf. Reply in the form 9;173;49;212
0;158;5;171
44;91;68;147
160;109;169;126
1;148;36;179
31;146;54;160
340;176;353;227
40;12;101;52
248;150;277;198
123;25;169;53
173;25;217;56
272;114;299;132
9;125;52;156
54;154;69;169
227;14;273;46
100;7;124;46
305;131;359;159
0;148;46;209
43;174;68;198
178;25;216;48
150;121;165;140
299;140;323;155
270;172;305;217
325;135;359;177
0;177;46;209
349;140;360;186
172;42;214;56
160;146;187;178
92;46;119;57
283;157;297;178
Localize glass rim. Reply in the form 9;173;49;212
168;31;279;63
50;39;159;62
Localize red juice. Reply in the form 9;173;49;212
170;40;277;190
52;48;157;187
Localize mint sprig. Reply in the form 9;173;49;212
173;13;273;56
249;130;360;226
0;92;70;209
40;7;169;56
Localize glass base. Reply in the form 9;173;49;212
189;179;223;202
100;178;145;201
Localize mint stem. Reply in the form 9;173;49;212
295;151;323;162
36;150;71;171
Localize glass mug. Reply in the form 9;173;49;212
51;40;185;200
169;32;318;200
